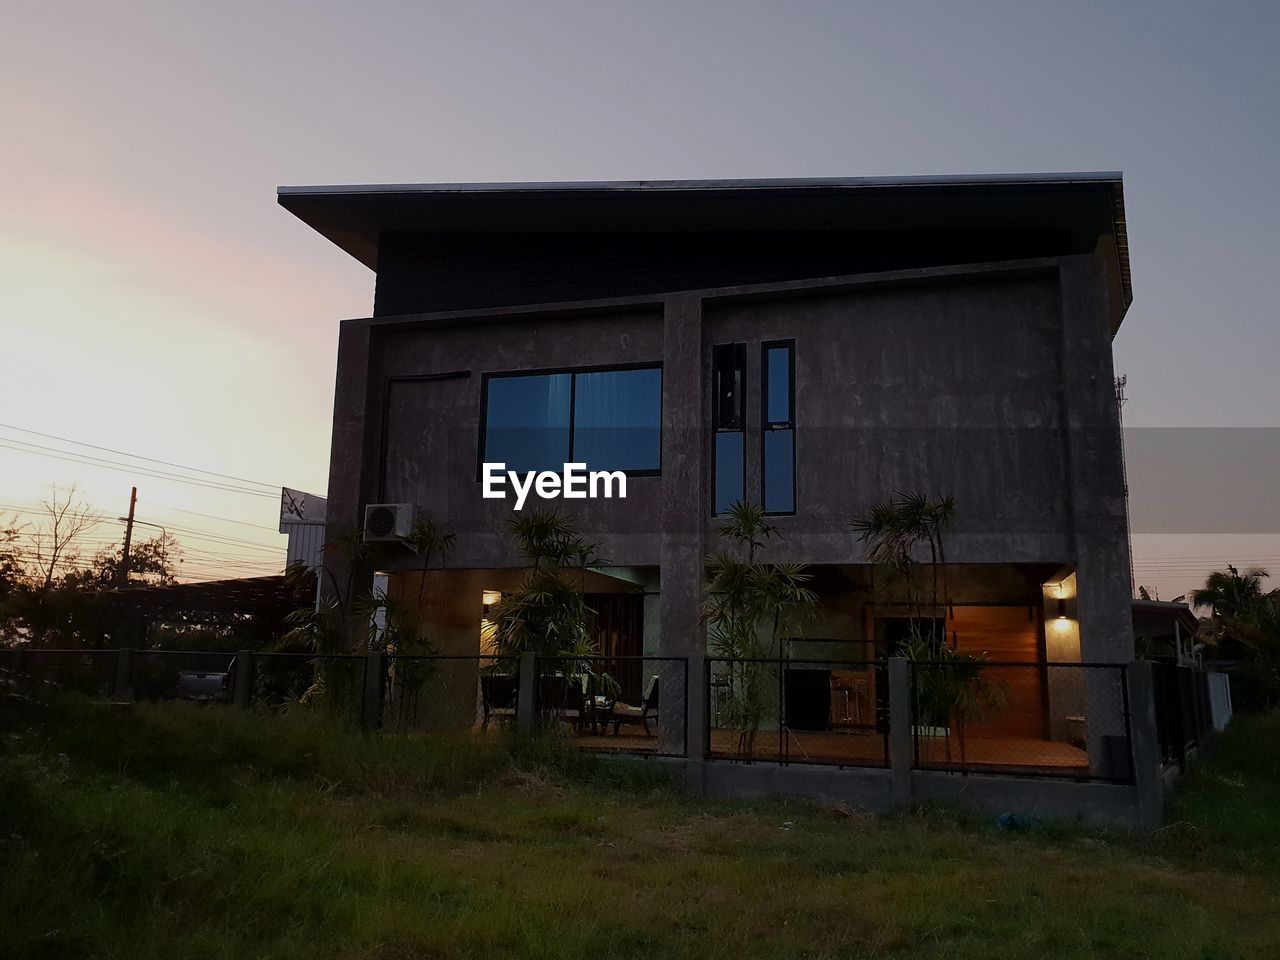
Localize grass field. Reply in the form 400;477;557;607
1;692;1278;960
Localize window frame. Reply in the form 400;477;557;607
711;343;747;516
760;339;797;516
477;361;664;480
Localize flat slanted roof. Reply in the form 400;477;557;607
278;172;1131;313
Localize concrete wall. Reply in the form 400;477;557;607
321;259;1139;797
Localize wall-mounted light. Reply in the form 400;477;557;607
1057;597;1068;620
482;590;502;611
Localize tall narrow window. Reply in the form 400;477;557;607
762;340;795;514
712;343;746;514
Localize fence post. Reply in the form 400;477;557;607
11;647;24;677
363;650;385;730
233;649;253;708
516;652;536;735
1127;660;1164;829
888;656;912;805
112;648;133;701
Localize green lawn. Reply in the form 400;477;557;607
2;693;1278;960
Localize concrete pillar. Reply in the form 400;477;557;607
233;649;254;708
1058;257;1135;775
658;293;708;758
1127;660;1164;829
321;318;381;650
112;647;134;702
516;651;536;734
888;657;913;804
362;650;385;729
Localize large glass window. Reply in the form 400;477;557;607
762;341;795;514
572;368;662;472
483;366;661;474
712;343;746;514
483;373;571;474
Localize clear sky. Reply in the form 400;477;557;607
1;1;1277;594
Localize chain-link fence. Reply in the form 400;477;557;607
380;655;518;734
909;661;1133;782
707;658;889;767
535;655;687;757
5;649;119;698
252;653;368;724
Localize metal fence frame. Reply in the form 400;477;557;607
705;657;891;769
534;654;689;758
906;660;1134;784
379;653;520;732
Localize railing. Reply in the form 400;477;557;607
909;661;1134;783
253;652;370;724
706;658;890;768
1153;661;1217;767
381;654;519;733
533;655;688;758
4;648;118;698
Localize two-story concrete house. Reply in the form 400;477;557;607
281;175;1159;826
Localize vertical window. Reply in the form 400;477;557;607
762;341;795;514
712;344;746;514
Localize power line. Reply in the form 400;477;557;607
148;503;281;532
3;503;286;554
0;439;278;499
0;422;279;491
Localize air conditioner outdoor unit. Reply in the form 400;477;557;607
363;503;416;542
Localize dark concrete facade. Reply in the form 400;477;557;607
284;175;1155;822
322;258;1132;654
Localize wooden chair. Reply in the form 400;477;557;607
608;674;659;735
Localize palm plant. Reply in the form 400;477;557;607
849;493;1004;761
487;510;618;721
277;517;456;721
848;492;955;646
1192;565;1270;621
1193;565;1280;707
488;510;601;659
702;501;817;756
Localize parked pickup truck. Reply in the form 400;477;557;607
175;658;236;702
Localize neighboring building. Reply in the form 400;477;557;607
281;174;1162;825
280;486;327;572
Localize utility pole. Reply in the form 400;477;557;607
118;486;137;587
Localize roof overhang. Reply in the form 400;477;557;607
278;173;1131;320
1132;599;1200;636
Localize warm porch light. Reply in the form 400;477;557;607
482;590;502;609
1057;597;1067;620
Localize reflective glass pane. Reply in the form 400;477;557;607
765;345;792;424
715;432;744;515
763;429;794;513
572;368;662;472
484;374;571;473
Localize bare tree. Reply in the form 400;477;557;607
28;485;104;590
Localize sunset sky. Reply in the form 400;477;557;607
2;1;1277;596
